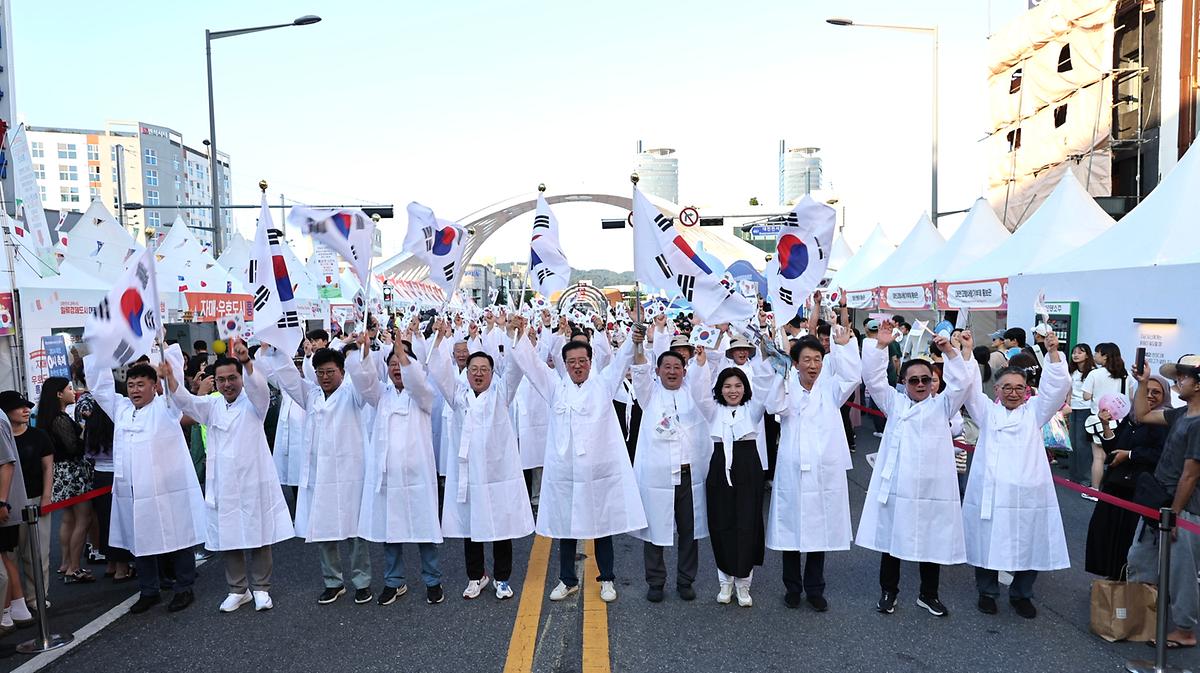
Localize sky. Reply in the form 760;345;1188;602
12;0;1031;271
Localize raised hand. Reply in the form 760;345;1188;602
832;325;851;346
876;320;896;347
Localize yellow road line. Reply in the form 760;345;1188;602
503;534;552;673
581;539;612;673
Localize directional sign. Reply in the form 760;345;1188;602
750;224;782;236
679;207;700;227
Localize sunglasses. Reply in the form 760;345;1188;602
906;376;933;386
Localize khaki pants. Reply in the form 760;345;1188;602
224;547;273;593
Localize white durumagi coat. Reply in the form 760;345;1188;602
85;353;206;557
514;328;559;470
272;392;306;487
349;351;443;544
430;338;534;542
169;364;294;551
260;348;368;543
855;345;970;564
763;340;861;552
962;357;1072;571
510;336;647;539
628;360;713;546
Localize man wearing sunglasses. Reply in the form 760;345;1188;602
857;320;970;618
957;330;1071;619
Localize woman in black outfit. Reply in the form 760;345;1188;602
37;377;95;583
1083;374;1170;579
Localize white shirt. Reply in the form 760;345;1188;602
1082;368;1128;414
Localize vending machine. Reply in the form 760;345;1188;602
1041;301;1080;352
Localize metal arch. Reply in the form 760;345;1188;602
556;283;610;317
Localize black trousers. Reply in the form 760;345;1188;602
781;551;825;597
464;538;512;582
764;414;781;480
644;470;698;589
879;553;940;597
840;403;855;448
523;468;535;499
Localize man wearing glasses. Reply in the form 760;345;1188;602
857;321;970;618
957;330;1071;619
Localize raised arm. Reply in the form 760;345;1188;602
427;338;464;410
1032;334;1071;427
82;354;127;420
828;329;863;405
347;348;384;408
954;331;992;425
689;355;717;421
257;345;315;410
509;329;559;404
599;336;635;398
861;324;901;418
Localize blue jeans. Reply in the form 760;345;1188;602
137;547;196;598
975;567;1038;600
559;537;614;587
383;542;441;588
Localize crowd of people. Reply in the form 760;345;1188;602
0;296;1195;646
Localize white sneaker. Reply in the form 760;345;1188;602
463;575;490;599
219;592;252;613
549;581;579;601
872;431;884;438
495;580;514;600
736;584;753;607
599;581;617;602
717;582;734;604
252;591;273;611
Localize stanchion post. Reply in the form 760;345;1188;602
16;504;72;654
1125;507;1191;673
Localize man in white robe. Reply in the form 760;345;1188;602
258;344;373;606
856;323;969;618
509;319;646;603
629;329;711;602
762;329;860;611
959;330;1071;619
85;350;206;614
349;336;446;606
161;339;293;613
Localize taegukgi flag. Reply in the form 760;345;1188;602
631;185;753;324
529;193;570;298
765;195;836;322
289;205;376;285
402;202;468;298
83;248;161;367
249;195;302;355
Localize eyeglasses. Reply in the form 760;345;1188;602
1000;385;1028;394
905;376;933;386
314;368;340;378
467;366;491;375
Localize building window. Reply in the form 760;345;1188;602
110;146;117;161
31;141;44;158
57;143;77;159
59;186;80;203
90;186;100;199
39;186;47;202
59;164;79;181
1054;104;1068;128
173;158;180;172
90;165;101;182
174;176;181;190
1009;68;1022;94
1006;128;1022;151
87;143;100;161
32;163;45;179
146;169;159;186
144;148;157;165
1057;44;1073;73
112;167;118;183
146;190;160;205
147;211;161;227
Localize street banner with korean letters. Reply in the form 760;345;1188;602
845;289;878;310
879;284;934;311
936;278;1009;310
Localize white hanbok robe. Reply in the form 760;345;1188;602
272;393;306;487
763;340;861;552
430;339;534;542
170;365;294;551
514;329;559;470
85;353;206;557
510;336;647;539
855;345;970;564
259;348;368;543
349;351;443;544
628;361;712;546
962;358;1072;571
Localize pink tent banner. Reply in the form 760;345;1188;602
879;284;934;311
937;278;1009;310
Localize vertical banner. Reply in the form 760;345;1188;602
8;125;57;274
41;334;71;379
0;292;14;336
314;244;341;298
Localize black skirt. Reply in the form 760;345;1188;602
1084;475;1142;579
706;439;765;578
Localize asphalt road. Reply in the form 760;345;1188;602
2;428;1196;673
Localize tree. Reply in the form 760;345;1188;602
748;196;760;206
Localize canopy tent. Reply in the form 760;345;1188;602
215;232;251;277
154;216;248;295
828;224;895;292
218;231;326;322
847;214;945;291
1028;137;1200;274
886;198;1010;286
58;200;144;282
826;235;855;278
944;171;1114;282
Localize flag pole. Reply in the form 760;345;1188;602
513;183;542;312
630;172;644;324
366;212;381;336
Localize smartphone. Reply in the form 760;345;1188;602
1135;347;1147;377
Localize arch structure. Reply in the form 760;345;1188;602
374;192;771;282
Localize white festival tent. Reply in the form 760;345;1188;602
847;213;945;291
1008;138;1200;369
944;171;1114;282
825;234;855;280
217;232;328;322
884;198;1011;287
828;224;896;295
154;216;248;296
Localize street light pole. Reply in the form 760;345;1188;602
827;18;940;226
204;14;321;257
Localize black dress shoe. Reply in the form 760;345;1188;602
806;595;829;612
677;585;696;601
977;595;998;614
1010;597;1037;619
646;586;664;603
129;594;160;614
167;590;194;612
784;592;803;609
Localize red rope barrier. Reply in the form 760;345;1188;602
42;486;112;514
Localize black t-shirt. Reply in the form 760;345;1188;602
13;428;53;498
